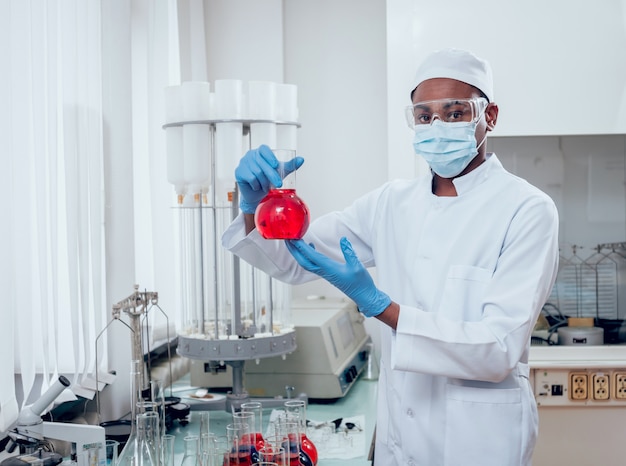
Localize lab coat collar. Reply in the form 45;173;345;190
450;152;502;196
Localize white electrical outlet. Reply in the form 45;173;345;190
614;372;626;400
570;372;588;401
592;373;610;400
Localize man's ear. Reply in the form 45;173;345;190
485;103;499;131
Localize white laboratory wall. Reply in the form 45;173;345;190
203;0;284;83
491;135;626;248
399;0;626;136
280;0;389;299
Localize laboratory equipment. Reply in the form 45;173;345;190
162;80;302;411
240;402;265;453
361;342;379;381
161;434;175;466
5;376;106;466
180;436;200;466
254;149;310;240
232;410;258;458
255;189;310;240
557;325;604;345
101;287;189;431
104;440;118;466
258;446;286;466
0;451;63;466
226;423;251;465
538;242;626;345
283;401;317;465
117;411;158;466
245;298;372;400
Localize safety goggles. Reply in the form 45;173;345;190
405;97;488;129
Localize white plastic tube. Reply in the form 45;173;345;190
165;127;186;203
164;85;187;201
248;81;277;120
215;121;243;203
164;84;184;124
250;122;277;150
183;124;211;198
214;79;243;119
182;81;211;121
276;83;298;122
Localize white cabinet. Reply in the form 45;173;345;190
391;0;626;137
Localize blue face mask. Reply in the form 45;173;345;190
412;119;486;178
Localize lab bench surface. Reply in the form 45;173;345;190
166;376;378;466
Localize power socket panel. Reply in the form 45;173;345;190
592;373;610;400
614;372;626;399
533;369;626;406
570;372;589;401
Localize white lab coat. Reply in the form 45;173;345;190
222;154;559;466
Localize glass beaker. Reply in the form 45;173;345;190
233;411;259;463
180;436;200;466
241;402;265;453
105;440;119;466
202;435;229;466
274;420;305;466
254;149;310;240
258;445;286;466
283;401;317;466
226;422;251;465
161;434;175;466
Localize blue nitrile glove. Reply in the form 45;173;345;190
235;144;305;214
285;237;391;317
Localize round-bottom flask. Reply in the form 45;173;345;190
254;148;310;240
255;189;310;240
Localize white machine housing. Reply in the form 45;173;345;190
244;297;371;399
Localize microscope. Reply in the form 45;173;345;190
4;376;106;466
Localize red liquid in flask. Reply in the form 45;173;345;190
300;435;318;465
255;189;310;240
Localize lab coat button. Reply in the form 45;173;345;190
407;460;416;466
406;408;414;417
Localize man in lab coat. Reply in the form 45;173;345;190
222;48;559;466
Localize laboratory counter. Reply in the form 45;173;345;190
165;375;378;466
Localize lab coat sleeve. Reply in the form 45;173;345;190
221;184;387;284
392;194;559;383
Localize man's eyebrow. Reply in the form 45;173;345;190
413;101;434;110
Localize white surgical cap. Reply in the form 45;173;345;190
411;48;494;102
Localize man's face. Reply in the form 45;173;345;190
411;78;492;143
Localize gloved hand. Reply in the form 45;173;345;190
235;145;305;214
285;237;391;317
